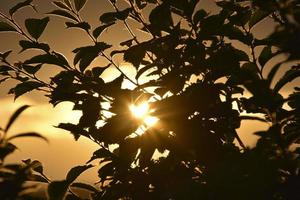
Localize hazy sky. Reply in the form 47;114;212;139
0;0;298;183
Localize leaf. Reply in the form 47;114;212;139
136;63;156;80
149;4;173;33
0;143;17;160
274;65;300;92
24;52;70;69
48;180;69;200
99;12;118;24
48;10;78;22
52;1;71;10
116;8;132;20
249;10;269;29
66;164;93;183
30;160;44;174
19;40;50;52
266;62;283;87
74;0;87;12
91;65;110;77
98;161;114;181
73;42;111;72
87;148;114;163
9;81;45;100
22;64;42;74
25;17;50;40
92;22;115;39
65;21;90;31
258;46;272;68
4;105;30;133
57;123;89;140
0;50;13;60
124;44;147;66
7;132;48;143
120;38;134;47
71;182;99;193
9;0;33;16
0;21;17;32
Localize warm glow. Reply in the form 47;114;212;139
130;102;149;118
144;116;159;126
129;102;158;127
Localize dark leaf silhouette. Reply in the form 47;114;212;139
19;40;50;52
4;105;30;133
0;22;17;32
25;17;49;40
9;0;33;16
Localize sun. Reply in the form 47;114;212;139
129;102;158;127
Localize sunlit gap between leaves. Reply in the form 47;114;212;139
129;102;159;128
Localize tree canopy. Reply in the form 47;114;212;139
0;0;300;199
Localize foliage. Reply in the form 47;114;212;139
0;0;300;199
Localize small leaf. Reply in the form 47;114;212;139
23;64;42;75
258;46;272;68
19;40;50;52
65;21;90;31
249;10;269;29
136;63;156;80
274;65;300;92
9;0;33;16
91;65;110;77
116;8;132;20
4;105;30;133
0;21;17;32
267;62;283;87
7;132;48;142
24;52;70;69
48;180;69;200
66;164;93;183
0;50;13;60
0;143;16;160
48;10;78;22
99;12;118;24
52;1;71;10
73;42;111;71
87;148;114;163
92;22;115;39
74;0;87;12
25;17;50;40
10;81;45;100
120;38;134;47
98;161;114;180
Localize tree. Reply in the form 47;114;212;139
0;0;300;199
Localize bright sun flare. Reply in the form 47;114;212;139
129;102;158;127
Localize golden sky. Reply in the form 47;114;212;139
0;0;299;182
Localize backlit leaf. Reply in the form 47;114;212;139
19;40;50;52
9;81;45;100
0;21;17;32
25;17;50;40
66;164;93;183
4;105;30;133
9;0;33;16
93;22;115;39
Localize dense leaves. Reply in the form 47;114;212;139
0;0;300;199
